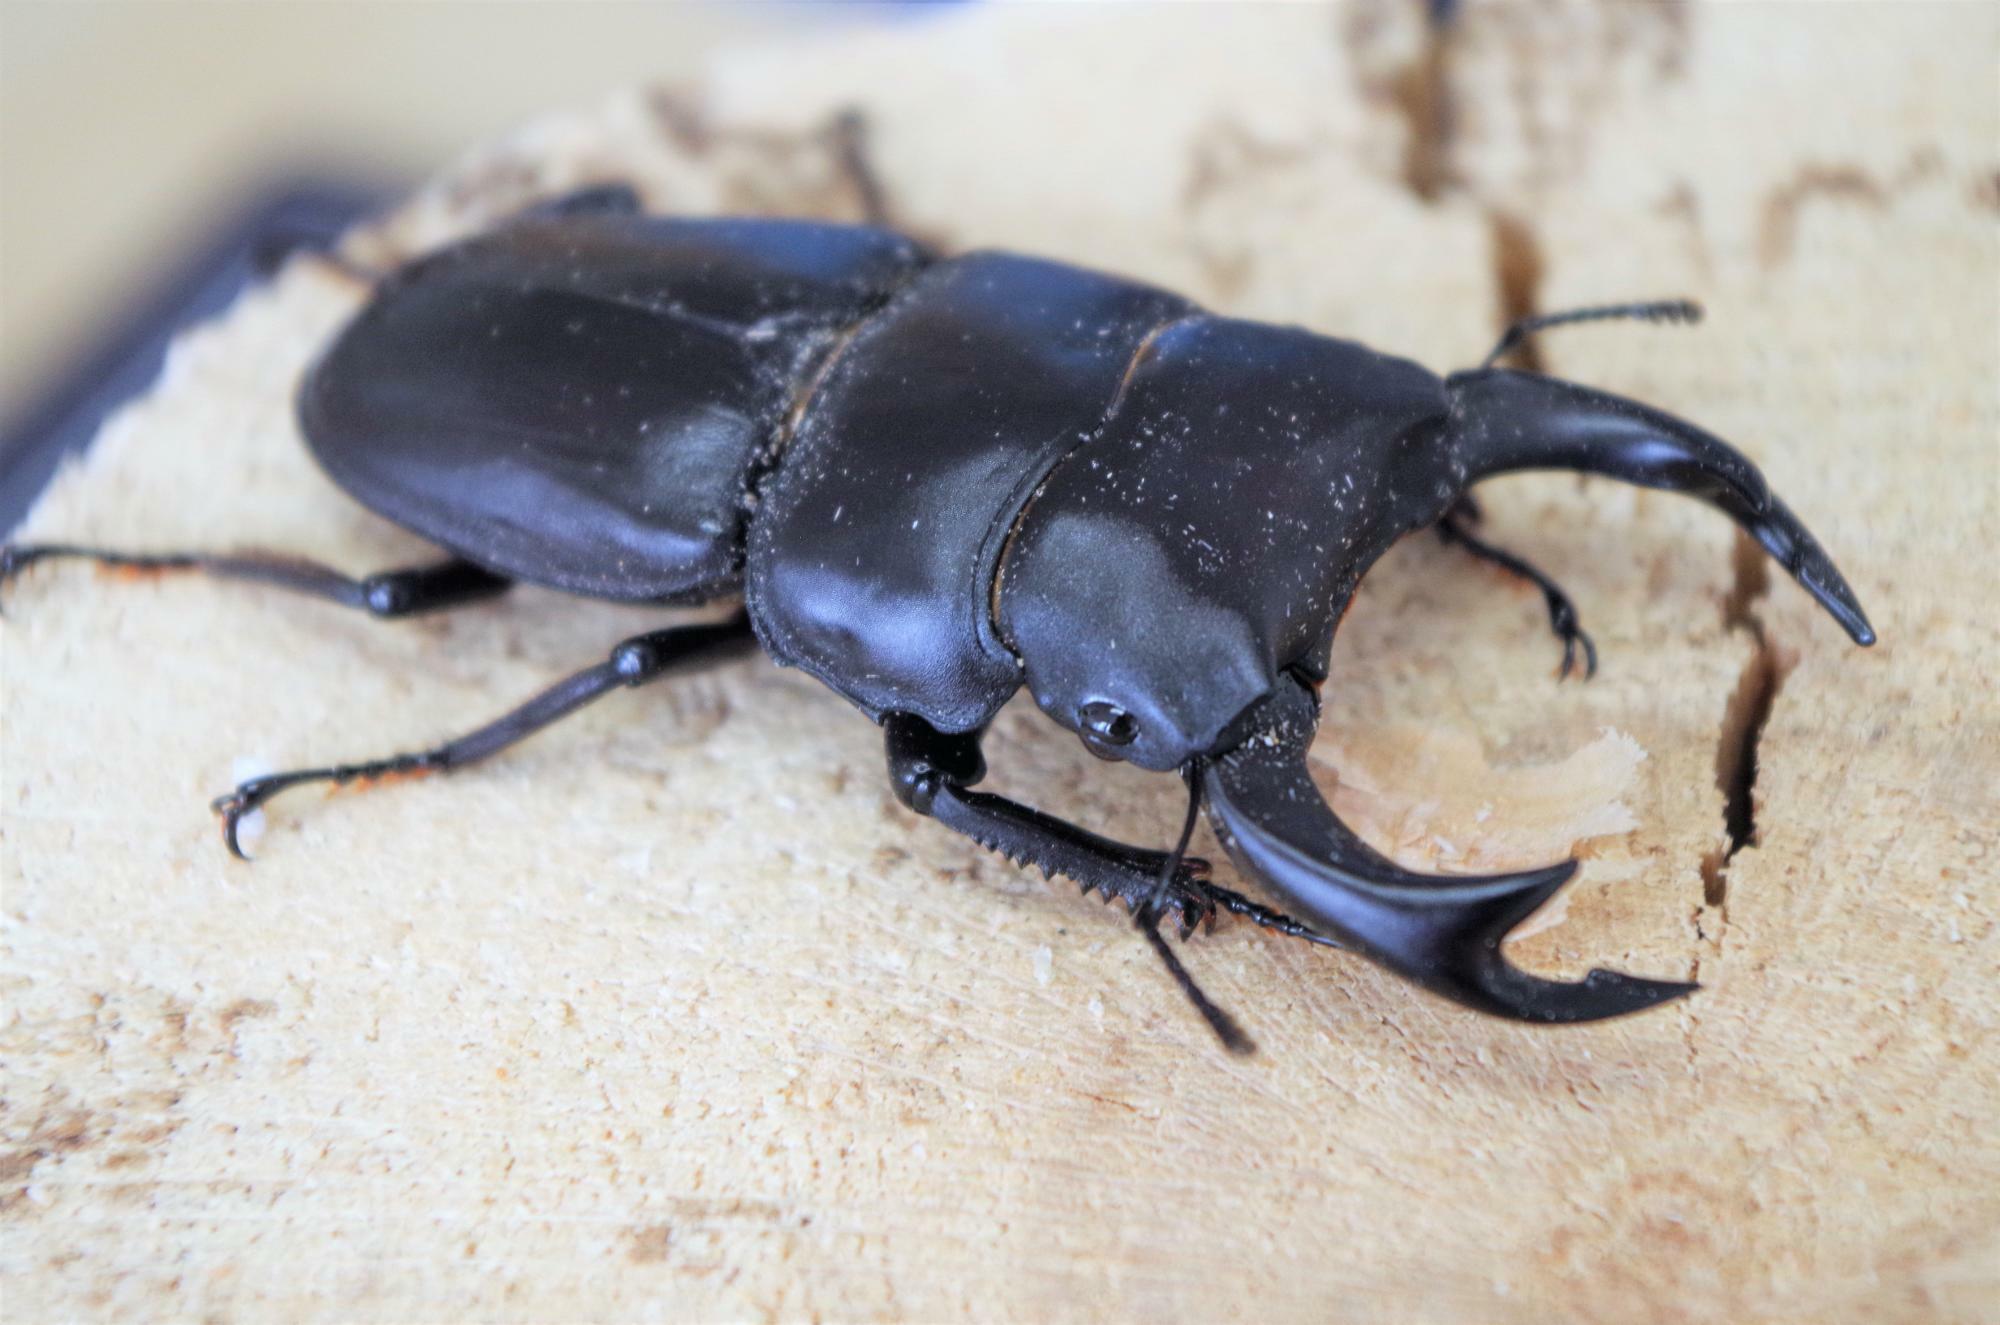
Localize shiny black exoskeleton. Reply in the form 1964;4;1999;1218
2;186;1876;1049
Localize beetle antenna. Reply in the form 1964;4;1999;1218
1481;299;1703;370
1138;758;1206;928
1129;759;1253;1054
1141;921;1255;1055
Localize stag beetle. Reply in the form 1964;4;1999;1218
2;185;1875;1051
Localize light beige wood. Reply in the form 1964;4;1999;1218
4;6;1994;1320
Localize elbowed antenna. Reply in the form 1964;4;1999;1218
1443;368;1876;646
1481;299;1704;370
1201;677;1695;1023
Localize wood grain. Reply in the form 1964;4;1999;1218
4;5;1994;1320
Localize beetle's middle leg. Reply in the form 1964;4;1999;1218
882;713;1335;947
1436;505;1598;680
0;544;511;620
211;611;756;857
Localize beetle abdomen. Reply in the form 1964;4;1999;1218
746;252;1194;730
300;214;928;602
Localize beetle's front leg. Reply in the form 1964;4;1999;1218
1437;506;1598;680
881;713;1332;946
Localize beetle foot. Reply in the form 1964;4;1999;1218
1196;882;1343;948
211;777;289;861
210;771;342;861
210;756;441;860
1437;514;1599;681
0;544;202;614
1074;855;1344;947
1079;850;1215;937
1551;601;1598;682
0;544;127;613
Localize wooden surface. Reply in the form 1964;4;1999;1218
4;5;1995;1320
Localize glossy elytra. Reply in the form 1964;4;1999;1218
2;185;1875;1052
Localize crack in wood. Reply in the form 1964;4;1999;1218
1391;14;1457;204
643;92;912;233
1756;150;1946;267
826;108;891;230
1700;531;1794;910
1338;1;1460;205
1345;1;1689;206
1703;628;1785;907
1485;209;1547;373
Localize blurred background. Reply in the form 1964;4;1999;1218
0;3;946;521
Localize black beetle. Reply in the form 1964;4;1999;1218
2;185;1875;1051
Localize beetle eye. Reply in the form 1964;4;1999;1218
1079;701;1139;755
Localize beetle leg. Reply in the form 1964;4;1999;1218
882;713;1219;932
885;713;1275;1052
0;545;510;619
880;713;1338;947
1198;883;1342;948
1436;511;1598;679
210;611;754;858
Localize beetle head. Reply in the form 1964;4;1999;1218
1001;509;1278;773
996;318;1457;774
